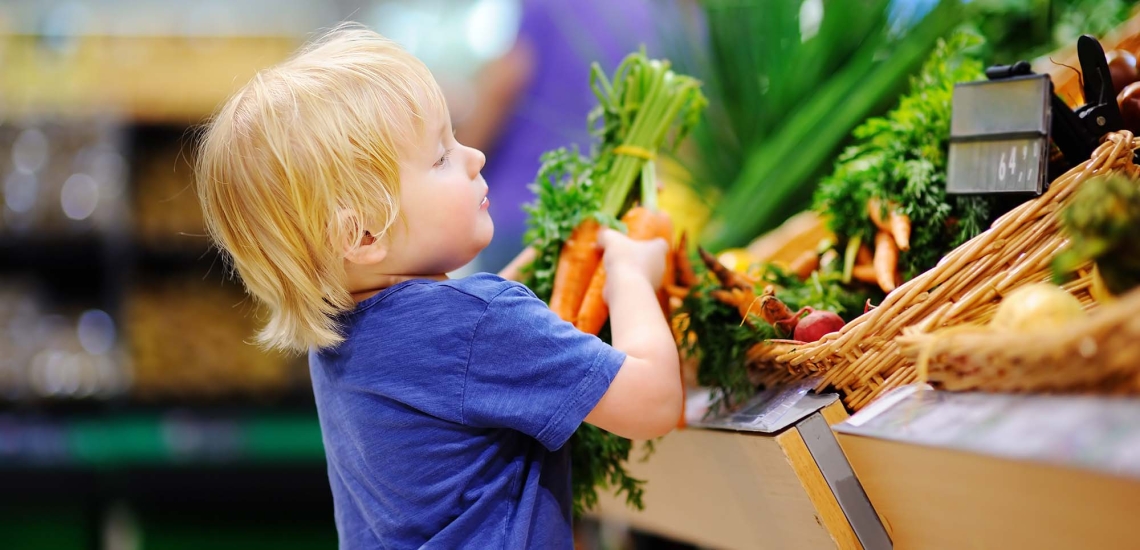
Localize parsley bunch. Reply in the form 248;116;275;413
813;32;1002;279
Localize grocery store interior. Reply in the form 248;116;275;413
3;1;1140;549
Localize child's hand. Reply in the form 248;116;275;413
597;229;668;295
587;229;681;441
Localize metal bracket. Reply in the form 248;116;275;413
799;413;893;550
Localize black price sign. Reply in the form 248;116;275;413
947;75;1051;196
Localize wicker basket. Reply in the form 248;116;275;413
895;284;1140;395
748;132;1140;410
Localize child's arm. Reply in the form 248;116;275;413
584;230;682;440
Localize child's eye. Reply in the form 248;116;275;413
434;149;453;168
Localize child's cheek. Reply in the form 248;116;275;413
441;198;470;237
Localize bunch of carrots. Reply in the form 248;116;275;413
518;50;705;515
544;50;704;333
847;197;911;293
550;207;676;334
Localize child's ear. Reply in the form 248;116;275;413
345;231;388;265
337;209;388;266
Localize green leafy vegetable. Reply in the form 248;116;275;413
522;148;606;303
677;259;875;411
967;0;1134;64
1054;175;1140;295
761;266;874;322
813;31;1002;279
678;268;774;409
569;425;652;517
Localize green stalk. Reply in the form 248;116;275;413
641;160;658;212
842;235;862;284
597;56;704;218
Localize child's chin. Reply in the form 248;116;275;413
477;224;494;249
460;234;493;268
471;240;492;261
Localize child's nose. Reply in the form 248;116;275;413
468;146;486;175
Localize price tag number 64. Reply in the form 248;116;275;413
998;145;1031;183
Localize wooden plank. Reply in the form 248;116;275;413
837;433;1140;550
820;401;850;427
592;428;840;549
776;426;862;550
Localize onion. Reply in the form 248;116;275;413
990;283;1087;331
793;310;845;343
1118;81;1140;134
1107;49;1140;92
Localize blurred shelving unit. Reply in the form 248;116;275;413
0;3;331;548
0;1;329;124
0;1;526;547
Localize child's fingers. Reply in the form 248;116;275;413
646;237;668;255
596;228;623;250
598;231;667;254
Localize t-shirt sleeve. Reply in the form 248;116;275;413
461;284;626;451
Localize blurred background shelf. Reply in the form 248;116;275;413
0;235;110;268
0;35;301;125
0;404;333;550
0;407;324;468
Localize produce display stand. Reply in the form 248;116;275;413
592;384;891;550
833;385;1140;550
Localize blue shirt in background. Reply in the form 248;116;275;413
478;0;661;271
309;274;625;549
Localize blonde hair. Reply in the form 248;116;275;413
196;24;446;352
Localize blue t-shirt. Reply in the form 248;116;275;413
308;273;626;549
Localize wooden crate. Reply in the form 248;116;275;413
592;400;888;550
833;387;1140;550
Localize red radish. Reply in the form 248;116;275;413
793;310;845;343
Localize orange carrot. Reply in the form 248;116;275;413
851;264;878;284
868;197;911;251
867;197;889;231
576;264;609;333
873;230;899;293
757;286;797;331
711;287;746;308
675;232;698;287
549;218;603;323
575;207;673;335
658;215;676;314
788;250;820;280
890;211;911;251
697;247;753;290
